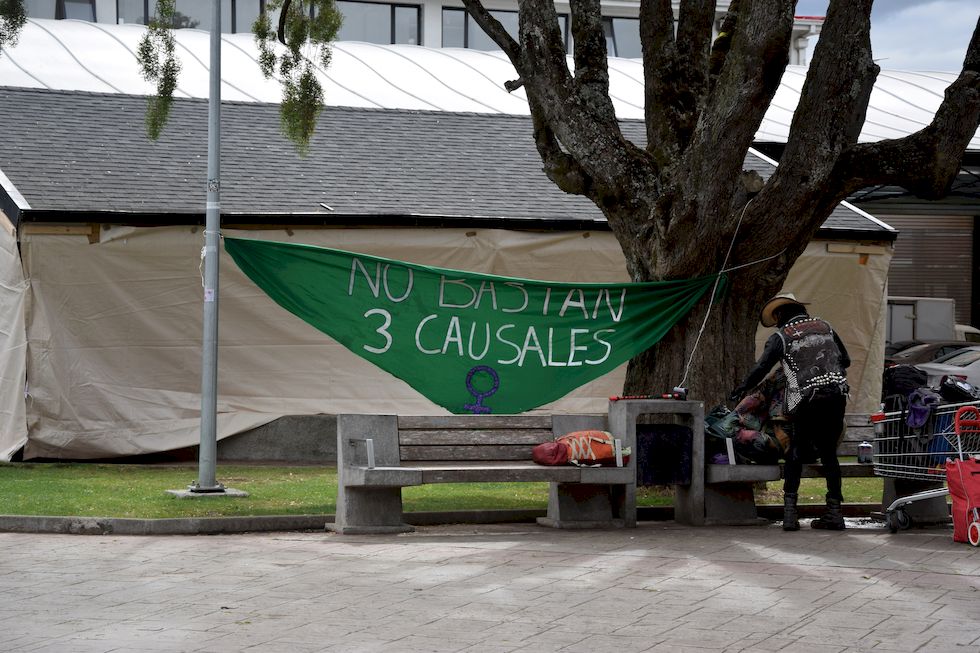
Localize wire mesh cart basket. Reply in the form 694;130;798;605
870;400;980;533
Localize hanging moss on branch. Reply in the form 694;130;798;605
136;0;181;140
254;0;342;155
0;0;26;56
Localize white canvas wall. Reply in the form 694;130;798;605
11;225;889;460
0;212;27;460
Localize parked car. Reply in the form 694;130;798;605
884;340;976;367
885;340;923;357
916;346;980;387
955;324;980;342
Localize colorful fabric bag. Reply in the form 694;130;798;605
532;430;630;467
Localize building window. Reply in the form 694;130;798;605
602;17;640;58
234;1;261;34
116;0;244;32
62;0;96;20
393;5;418;45
116;0;145;24
24;0;95;20
442;7;464;47
335;1;419;45
443;8;568;52
166;0;232;31
23;1;56;19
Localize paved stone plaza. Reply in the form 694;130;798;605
0;521;977;652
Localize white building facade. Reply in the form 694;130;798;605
25;0;821;64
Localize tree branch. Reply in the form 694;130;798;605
708;2;739;84
640;0;679;166
568;0;613;112
774;0;878;186
836;17;980;199
673;0;714;144
465;0;654;216
638;0;715;170
664;0;792;249
462;0;566;96
529;104;595;197
688;1;793;175
460;0;521;61
277;0;290;45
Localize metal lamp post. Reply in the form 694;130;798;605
191;0;224;493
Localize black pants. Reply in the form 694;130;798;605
783;391;847;502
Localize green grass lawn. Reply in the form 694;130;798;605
755;477;884;505
0;462;885;519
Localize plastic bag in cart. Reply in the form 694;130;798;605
945;457;980;545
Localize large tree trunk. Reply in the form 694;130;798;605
625;290;762;404
459;0;980;406
620;210;792;407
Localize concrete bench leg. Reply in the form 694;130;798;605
327;414;414;535
674;483;704;526
539;414;635;529
703;483;766;525
537;483;631;529
329;486;414;535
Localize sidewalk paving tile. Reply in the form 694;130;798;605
1;521;978;652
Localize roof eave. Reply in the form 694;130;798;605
0;169;29;226
16;209;614;232
17;208;898;241
815;227;898;243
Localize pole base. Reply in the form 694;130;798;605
165;487;249;498
188;482;226;493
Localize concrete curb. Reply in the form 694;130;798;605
0;503;887;535
0;511;551;536
0;514;332;535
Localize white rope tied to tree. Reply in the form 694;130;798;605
677;199;785;391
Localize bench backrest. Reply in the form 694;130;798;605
397;416;558;462
397;415;612;462
337;413;619;468
839;414;877;456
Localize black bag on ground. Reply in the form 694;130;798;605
882;364;928;401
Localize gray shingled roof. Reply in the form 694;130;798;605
0;87;892;237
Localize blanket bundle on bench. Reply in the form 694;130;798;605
532;430;630;467
706;374;792;465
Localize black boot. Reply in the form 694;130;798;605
782;492;800;531
811;495;845;530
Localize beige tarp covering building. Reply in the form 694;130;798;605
0;225;891;460
0;213;27;460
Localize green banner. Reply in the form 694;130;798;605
225;237;717;414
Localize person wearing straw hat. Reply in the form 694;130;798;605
730;292;851;531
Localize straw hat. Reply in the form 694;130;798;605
760;292;808;327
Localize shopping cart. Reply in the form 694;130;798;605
869;399;980;533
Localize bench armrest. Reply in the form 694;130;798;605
347;438;376;469
337;414;401;469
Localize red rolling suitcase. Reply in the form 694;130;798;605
947;407;980;546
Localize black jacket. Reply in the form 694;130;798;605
736;320;850;397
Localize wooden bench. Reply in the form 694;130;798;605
328;413;636;534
